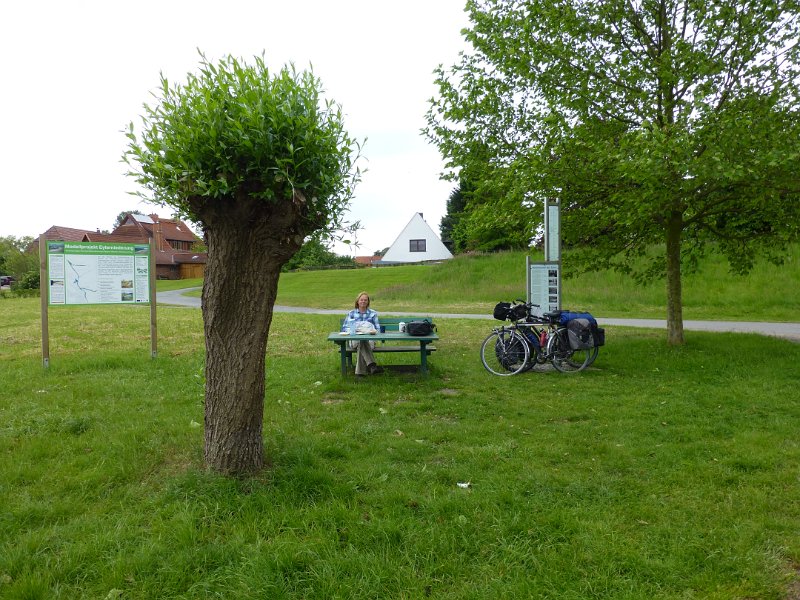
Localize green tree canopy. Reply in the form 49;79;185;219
0;236;37;282
427;0;800;343
282;236;355;271
439;181;469;251
125;53;361;474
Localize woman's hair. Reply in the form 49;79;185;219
354;291;370;308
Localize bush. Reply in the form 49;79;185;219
15;270;40;290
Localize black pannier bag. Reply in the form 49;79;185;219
493;302;511;321
407;319;436;336
593;326;606;347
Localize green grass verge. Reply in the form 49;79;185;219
160;244;800;322
269;245;800;321
1;298;799;598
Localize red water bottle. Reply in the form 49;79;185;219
539;330;548;348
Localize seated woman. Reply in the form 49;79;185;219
342;291;383;375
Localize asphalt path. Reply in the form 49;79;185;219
157;288;800;342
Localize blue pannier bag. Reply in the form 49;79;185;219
559;311;597;326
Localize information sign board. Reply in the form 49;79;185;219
46;241;150;305
528;261;561;317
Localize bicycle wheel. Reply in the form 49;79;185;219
585;346;599;367
480;329;530;376
548;328;592;373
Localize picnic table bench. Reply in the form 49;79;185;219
328;316;438;375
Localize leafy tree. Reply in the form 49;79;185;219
444;170;538;252
0;236;37;279
453;193;537;252
427;0;800;344
124;54;360;474
282;236;355;271
439;181;468;252
113;210;144;229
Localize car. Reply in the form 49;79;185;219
0;275;15;287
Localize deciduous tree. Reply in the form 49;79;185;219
427;0;800;343
125;54;360;474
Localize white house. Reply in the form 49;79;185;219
380;213;453;263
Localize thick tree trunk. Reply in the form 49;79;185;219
198;196;304;475
665;211;684;346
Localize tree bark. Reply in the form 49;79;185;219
665;210;685;346
198;195;305;475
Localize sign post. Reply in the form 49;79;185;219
528;199;562;316
149;238;157;358
39;235;50;368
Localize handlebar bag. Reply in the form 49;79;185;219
493;302;511;321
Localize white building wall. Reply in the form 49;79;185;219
381;213;453;263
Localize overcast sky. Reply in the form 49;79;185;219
0;0;469;255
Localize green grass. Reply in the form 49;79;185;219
270;244;800;321
2;293;800;598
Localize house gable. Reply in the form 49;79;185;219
381;213;453;263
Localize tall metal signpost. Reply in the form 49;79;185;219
527;199;561;317
39;237;157;368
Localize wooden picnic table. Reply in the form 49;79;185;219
327;328;439;375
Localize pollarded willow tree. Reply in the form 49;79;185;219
125;54;360;475
426;0;800;344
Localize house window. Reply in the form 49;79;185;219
168;240;191;251
409;239;426;252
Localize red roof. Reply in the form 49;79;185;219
117;213;200;243
40;214;207;268
83;231;148;244
355;255;381;265
41;225;96;241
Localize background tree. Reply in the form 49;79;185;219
282;236;356;271
439;180;469;252
448;167;538;252
0;236;38;286
427;0;800;344
125;54;360;475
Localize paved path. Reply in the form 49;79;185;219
157;288;800;342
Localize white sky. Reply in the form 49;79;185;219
0;0;469;256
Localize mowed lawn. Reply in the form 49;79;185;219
1;251;800;599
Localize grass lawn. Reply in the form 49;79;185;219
160;244;800;323
269;245;800;321
2;295;800;598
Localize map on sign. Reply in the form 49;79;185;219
47;242;150;305
66;256;100;303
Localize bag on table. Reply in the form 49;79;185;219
407;319;436;336
355;321;377;334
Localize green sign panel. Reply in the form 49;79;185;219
46;241;151;305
